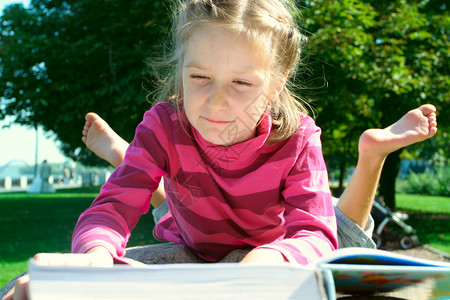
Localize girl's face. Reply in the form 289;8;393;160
182;27;275;146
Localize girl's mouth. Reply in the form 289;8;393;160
202;117;232;124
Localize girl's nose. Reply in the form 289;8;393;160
207;84;227;109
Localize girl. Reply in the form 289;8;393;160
3;103;438;300
80;104;438;255
70;0;338;266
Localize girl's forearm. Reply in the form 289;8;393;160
240;248;287;264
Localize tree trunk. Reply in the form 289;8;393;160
378;149;402;211
336;160;346;197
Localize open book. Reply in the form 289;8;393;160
28;247;450;300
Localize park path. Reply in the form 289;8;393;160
388;244;450;262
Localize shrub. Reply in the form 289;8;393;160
396;167;450;196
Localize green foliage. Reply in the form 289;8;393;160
1;0;448;167
299;0;449;162
396;167;450;196
297;0;449;204
0;0;172;165
0;0;448;209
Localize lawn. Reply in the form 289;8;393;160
396;193;450;254
0;188;448;288
0;186;159;287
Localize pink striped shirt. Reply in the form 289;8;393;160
72;103;337;264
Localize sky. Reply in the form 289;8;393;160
0;0;69;166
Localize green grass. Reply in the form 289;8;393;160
1;189;448;287
396;194;450;214
396;194;450;254
0;186;158;287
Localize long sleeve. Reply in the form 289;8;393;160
71;109;169;259
72;104;337;264
256;118;338;264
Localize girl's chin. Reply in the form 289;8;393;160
204;134;249;146
204;136;228;146
197;126;254;146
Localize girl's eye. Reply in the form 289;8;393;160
190;74;209;80
233;80;252;87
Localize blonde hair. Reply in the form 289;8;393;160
150;0;308;143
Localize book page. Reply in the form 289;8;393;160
29;261;326;300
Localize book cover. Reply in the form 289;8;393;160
318;248;450;300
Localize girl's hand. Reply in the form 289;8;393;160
34;246;114;267
1;247;114;300
1;274;29;300
240;248;287;264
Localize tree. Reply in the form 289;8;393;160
299;0;449;209
1;0;448;209
0;0;171;165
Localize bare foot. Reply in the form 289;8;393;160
82;113;129;168
81;113;167;208
359;104;437;159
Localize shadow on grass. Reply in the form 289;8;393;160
401;211;450;254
